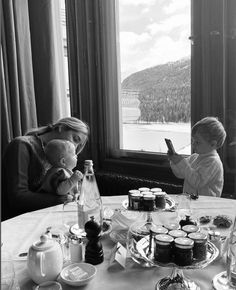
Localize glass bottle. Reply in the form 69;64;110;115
77;160;103;231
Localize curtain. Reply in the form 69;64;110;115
1;0;70;157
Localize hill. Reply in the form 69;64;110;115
121;58;191;123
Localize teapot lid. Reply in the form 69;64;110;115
32;235;55;251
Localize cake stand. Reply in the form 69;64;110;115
127;220;219;290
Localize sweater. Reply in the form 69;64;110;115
170;150;224;197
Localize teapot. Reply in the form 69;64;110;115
27;234;63;284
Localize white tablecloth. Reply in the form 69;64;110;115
1;195;236;290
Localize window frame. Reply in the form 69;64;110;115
65;0;236;194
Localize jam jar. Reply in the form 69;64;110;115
143;194;155;211
188;232;207;261
138;187;150;192
182;224;199;234
131;192;142;210
154;234;174;263
164;222;180;231
153;192;166;209
151;225;168;235
168;229;187;239
150;188;162;193
174;237;194;266
128;190;140;208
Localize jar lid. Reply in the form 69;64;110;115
128;189;140;195
182;225;199;233
153;192;166;197
131;192;142;198
143;194;155;200
138;187;150;192
155;234;174;245
150;188;162;192
151;225;168;235
188;232;207;242
32;235;55;251
164;222;180;230
175;237;194;249
169;229;187;238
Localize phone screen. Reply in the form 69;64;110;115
165;138;176;154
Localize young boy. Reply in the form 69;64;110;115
39;139;83;197
168;117;226;197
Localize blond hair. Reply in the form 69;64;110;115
192;116;226;148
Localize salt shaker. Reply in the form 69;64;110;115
69;235;83;263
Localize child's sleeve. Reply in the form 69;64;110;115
49;169;77;195
176;156;220;189
170;155;192;179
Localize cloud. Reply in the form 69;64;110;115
163;0;190;14
120;32;190;80
146;13;190;35
119;0;155;7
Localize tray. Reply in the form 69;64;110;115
122;195;176;212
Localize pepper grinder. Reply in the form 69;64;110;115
84;216;104;265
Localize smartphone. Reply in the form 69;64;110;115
165;138;176;155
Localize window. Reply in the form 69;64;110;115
118;0;191;155
65;0;236;195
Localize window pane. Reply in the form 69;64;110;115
118;0;191;155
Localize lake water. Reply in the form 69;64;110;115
121;122;191;155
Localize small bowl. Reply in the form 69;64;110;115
60;263;97;286
35;281;62;290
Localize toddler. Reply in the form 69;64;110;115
168;117;226;197
39;139;83;197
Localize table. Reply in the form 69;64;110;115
1;195;236;290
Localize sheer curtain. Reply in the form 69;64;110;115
1;0;70;157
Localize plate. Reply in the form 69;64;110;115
60;263;97;287
70;222;112;237
122;195;176;212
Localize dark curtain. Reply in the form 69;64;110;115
1;0;70;157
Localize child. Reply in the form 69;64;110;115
168;117;226;197
39;139;83;197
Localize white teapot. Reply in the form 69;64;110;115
27;234;63;284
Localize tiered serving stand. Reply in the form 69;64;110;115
123;195;219;290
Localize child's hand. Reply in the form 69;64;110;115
168;152;183;164
73;170;83;181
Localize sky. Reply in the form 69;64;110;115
118;0;191;81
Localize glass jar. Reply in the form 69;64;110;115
168;229;187;239
182;224;199;234
153;192;166;209
154;234;174;263
174;237;194;266
143;194;155;211
151;225;168;235
188;232;207;261
128;189;140;208
138;187;150;192
164;222;180;231
131;192;142;210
